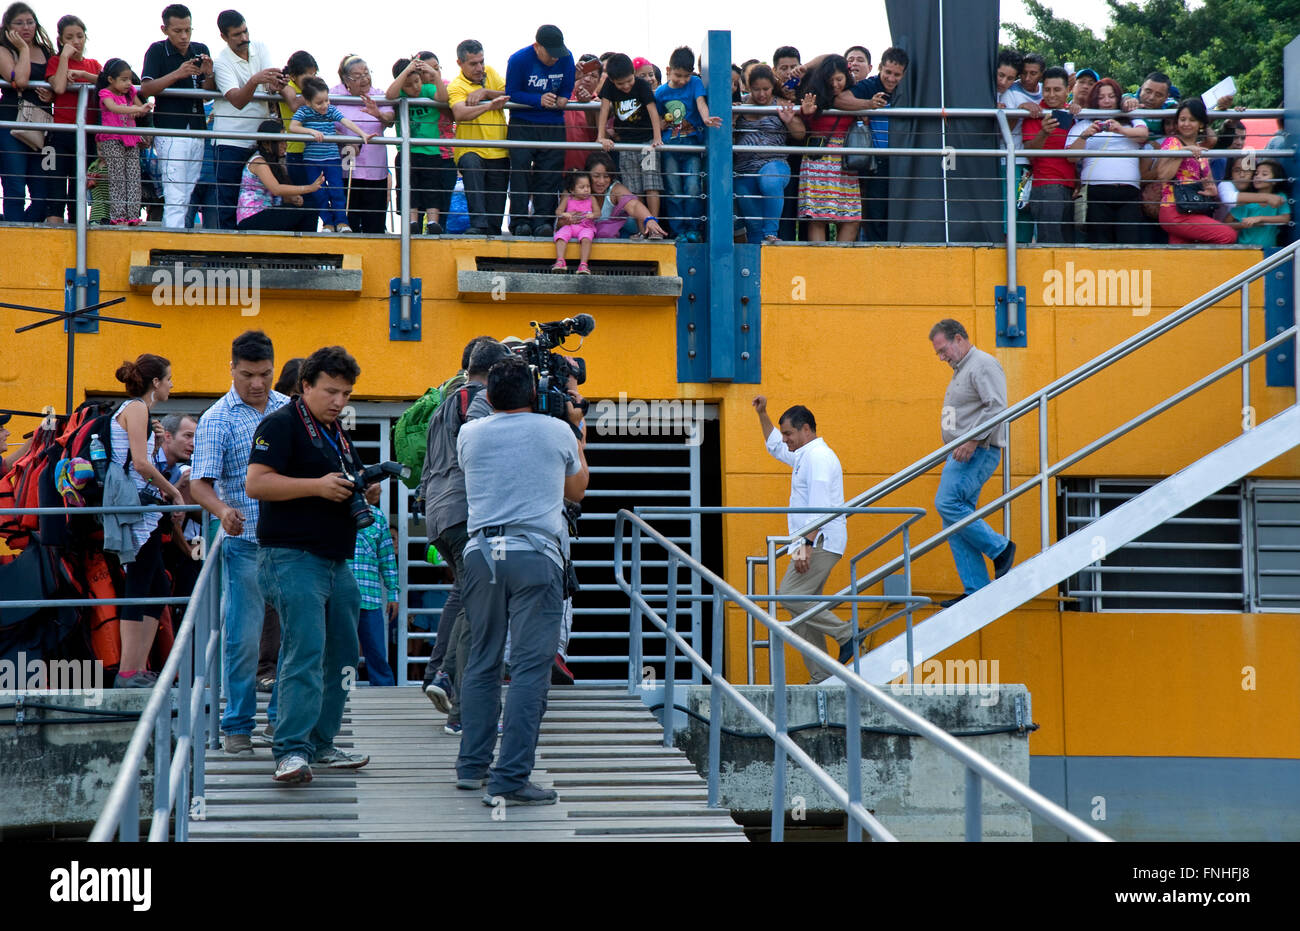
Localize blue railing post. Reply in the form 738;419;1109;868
628;527;643;693
703;29;735;381
709;590;724;808
663;553;678;747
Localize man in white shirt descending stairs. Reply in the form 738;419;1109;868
753;396;853;683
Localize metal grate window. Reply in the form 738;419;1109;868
1249;482;1300;611
473;257;659;277
147;250;346;271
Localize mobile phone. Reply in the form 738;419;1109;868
1051;108;1074;131
784;76;799;90
578;58;601;77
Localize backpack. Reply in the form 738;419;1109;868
393;372;469;489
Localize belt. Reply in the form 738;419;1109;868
474;523;560;541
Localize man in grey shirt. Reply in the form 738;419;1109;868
455;356;588;806
931;319;1016;606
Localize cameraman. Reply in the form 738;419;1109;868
246;346;375;784
456;355;588;806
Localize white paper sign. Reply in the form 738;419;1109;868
1201;76;1236;111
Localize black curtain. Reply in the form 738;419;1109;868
884;0;1002;243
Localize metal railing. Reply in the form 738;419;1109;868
614;508;1110;841
760;240;1300;676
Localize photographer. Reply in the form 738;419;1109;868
455;356;588;806
246;346;375;784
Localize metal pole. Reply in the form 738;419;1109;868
628;528;643;693
766;538;777;684
903;525;914;685
746;558;755;684
845;685;863;842
177;627;193;842
1039;394;1050;552
397;484;410;685
663;554;677;748
1241;283;1251;431
1003;434;1012;537
965;767;983;841
152;695;170;840
938;0;950;244
398;98;412;321
68;84;90;416
995;110;1019;334
770;637;787;842
708;590;723;808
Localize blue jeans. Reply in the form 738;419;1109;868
734;159;790;242
663;144;702;235
220;537;277;735
456;546;563;795
286;151;322;216
307;157;346;227
257;546;361;762
0;127;49;222
934;446;1009;594
358;606;395;687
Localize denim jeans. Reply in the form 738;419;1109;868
221;536;277;734
285;152;322;215
307;156;346;227
457;152;508;232
663;144;702;235
257;546;361;763
456;546;563;795
734;159;790;242
934;446;1009;594
358;606;396;687
0;126;50;222
506;121;564;230
434;522;470;725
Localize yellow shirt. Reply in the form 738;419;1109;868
278;79;305;155
447;66;507;162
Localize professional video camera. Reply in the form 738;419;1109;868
515;314;595;434
343;461;410;529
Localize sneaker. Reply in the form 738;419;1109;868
533;223;554;238
837;637;857;665
763;234;781;245
312;746;370;769
551;654;575;685
456;775;487;790
252;722;275;747
424;671;454;713
256;675;275;693
425;220;443;235
513;222;533;238
443;722;462;737
550;259;568;273
113;670;157;689
939;594;968;608
483;782;557;806
273;754;312;784
993;540;1017;579
336;224;353;233
224;733;254;755
575;262;591;275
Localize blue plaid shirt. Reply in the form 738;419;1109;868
348;505;399;609
191;386;289;542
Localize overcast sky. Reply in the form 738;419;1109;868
55;1;1117;85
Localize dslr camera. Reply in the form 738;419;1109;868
342;461;410;529
515;314;595;435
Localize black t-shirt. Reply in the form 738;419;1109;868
599;78;657;143
141;39;211;130
249;402;361;561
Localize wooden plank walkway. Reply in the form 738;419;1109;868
191;686;746;842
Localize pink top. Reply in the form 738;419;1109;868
563;195;597;230
97;88;142;147
330;83;391;181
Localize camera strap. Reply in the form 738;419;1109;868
294;396;354;472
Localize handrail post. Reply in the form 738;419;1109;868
152;691;171;840
766;538;777;684
628;527;643;694
74;84;88;318
995;109;1019;336
398;97;413;322
770;637;787;842
709;590;724;808
1039;394;1050;552
965;767;983;841
845;685;863;842
745;558;756;684
1241;283;1251;431
663;553;678;748
903;525;915;685
849;558;860;671
177;618;193;842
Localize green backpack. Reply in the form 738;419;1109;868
393;373;466;488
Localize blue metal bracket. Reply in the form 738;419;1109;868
676;242;762;383
1264;249;1295;387
389;277;422;342
733;244;761;383
676;243;710;382
995;285;1028;347
64;268;100;334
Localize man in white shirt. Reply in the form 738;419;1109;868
211;9;282;228
753;397;852;683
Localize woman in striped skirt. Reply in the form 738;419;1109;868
797;55;860;242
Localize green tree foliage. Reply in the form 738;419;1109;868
1003;0;1297;107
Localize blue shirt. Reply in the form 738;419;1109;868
191;386;289;541
655;76;707;141
850;75;891;148
292;103;350;161
504;45;574;125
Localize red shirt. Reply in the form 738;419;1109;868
1022;116;1076;187
45;55;102;124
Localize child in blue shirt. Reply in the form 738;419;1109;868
654;46;722;240
289;75;374;232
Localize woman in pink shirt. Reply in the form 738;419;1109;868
331;54;394;232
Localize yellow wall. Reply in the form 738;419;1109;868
3;231;1296;760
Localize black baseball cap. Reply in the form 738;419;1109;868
536;25;569;60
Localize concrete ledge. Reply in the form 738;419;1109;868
457;270;683;303
673;684;1034;841
127;249;363;294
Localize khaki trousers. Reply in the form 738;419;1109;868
777;544;851;684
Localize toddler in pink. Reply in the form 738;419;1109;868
552;170;598;274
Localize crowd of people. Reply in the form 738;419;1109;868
1;3;1288;246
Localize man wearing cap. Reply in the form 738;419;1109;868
503;25;575;238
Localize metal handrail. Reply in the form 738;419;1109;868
774;240;1300;633
88;529;225;842
614;508;1110;842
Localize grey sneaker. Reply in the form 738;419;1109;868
251;722;275;747
424;672;454;714
312;746;370;769
483;781;558;806
224;733;253;755
113;670;158;689
273;754;312;784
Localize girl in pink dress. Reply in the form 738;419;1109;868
552;170;598;274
